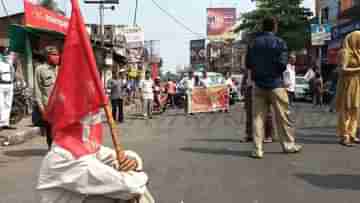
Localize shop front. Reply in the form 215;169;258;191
328;19;360;65
8;0;68;88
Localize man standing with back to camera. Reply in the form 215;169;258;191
245;17;303;159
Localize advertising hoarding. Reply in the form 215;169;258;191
207;8;236;40
311;24;332;46
190;39;206;65
144;40;161;63
122;26;144;49
24;0;69;34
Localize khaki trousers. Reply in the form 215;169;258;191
252;86;296;152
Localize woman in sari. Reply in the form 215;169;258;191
336;31;360;146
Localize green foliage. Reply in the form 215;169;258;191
240;0;311;51
40;0;65;15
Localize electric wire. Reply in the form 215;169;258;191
150;0;205;39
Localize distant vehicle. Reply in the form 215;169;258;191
295;76;311;101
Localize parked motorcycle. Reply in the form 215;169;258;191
10;80;31;125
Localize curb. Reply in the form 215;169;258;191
0;126;41;147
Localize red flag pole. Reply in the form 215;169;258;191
104;105;138;171
69;0;136;171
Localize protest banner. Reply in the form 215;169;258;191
191;85;229;113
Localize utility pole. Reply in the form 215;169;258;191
99;3;104;47
84;0;118;47
318;9;322;74
133;0;138;26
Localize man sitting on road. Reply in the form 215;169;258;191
37;112;155;203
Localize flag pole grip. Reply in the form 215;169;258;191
104;104;135;170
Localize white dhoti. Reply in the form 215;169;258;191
37;146;155;203
0;84;13;127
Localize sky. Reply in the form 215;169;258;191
0;0;315;72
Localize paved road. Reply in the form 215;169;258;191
1;103;360;203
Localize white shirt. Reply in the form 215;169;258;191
225;78;235;89
201;77;211;88
140;79;154;100
304;68;315;82
37;146;154;203
0;61;13;82
283;64;296;92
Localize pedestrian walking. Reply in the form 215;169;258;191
185;71;195;115
109;70;127;123
335;31;360;147
34;46;60;150
245;17;302;158
283;54;296;106
166;78;176;107
313;72;324;107
139;71;154;119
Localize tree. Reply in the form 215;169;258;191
40;0;65;15
239;0;312;51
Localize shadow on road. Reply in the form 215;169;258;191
180;147;249;157
3;149;48;157
296;173;360;190
295;131;338;145
190;138;241;143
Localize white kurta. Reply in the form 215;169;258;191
0;61;14;127
37;145;155;203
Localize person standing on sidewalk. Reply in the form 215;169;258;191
336;31;360;147
139;71;154;119
34;46;60;150
283;54;297;106
109;70;127;123
185;71;195;115
245;17;302;158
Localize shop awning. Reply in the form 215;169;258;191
8;24;64;54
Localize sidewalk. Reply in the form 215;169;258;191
0;117;40;147
0;102;139;147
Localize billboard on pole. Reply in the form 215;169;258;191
207;8;236;40
311;24;332;46
190;39;206;65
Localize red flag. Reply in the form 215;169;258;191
46;0;108;158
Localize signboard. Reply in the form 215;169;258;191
332;20;360;40
144;40;161;63
191;86;229;113
24;0;69;34
122;26;144;49
207;8;236;40
190;39;206;65
311;24;332;46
